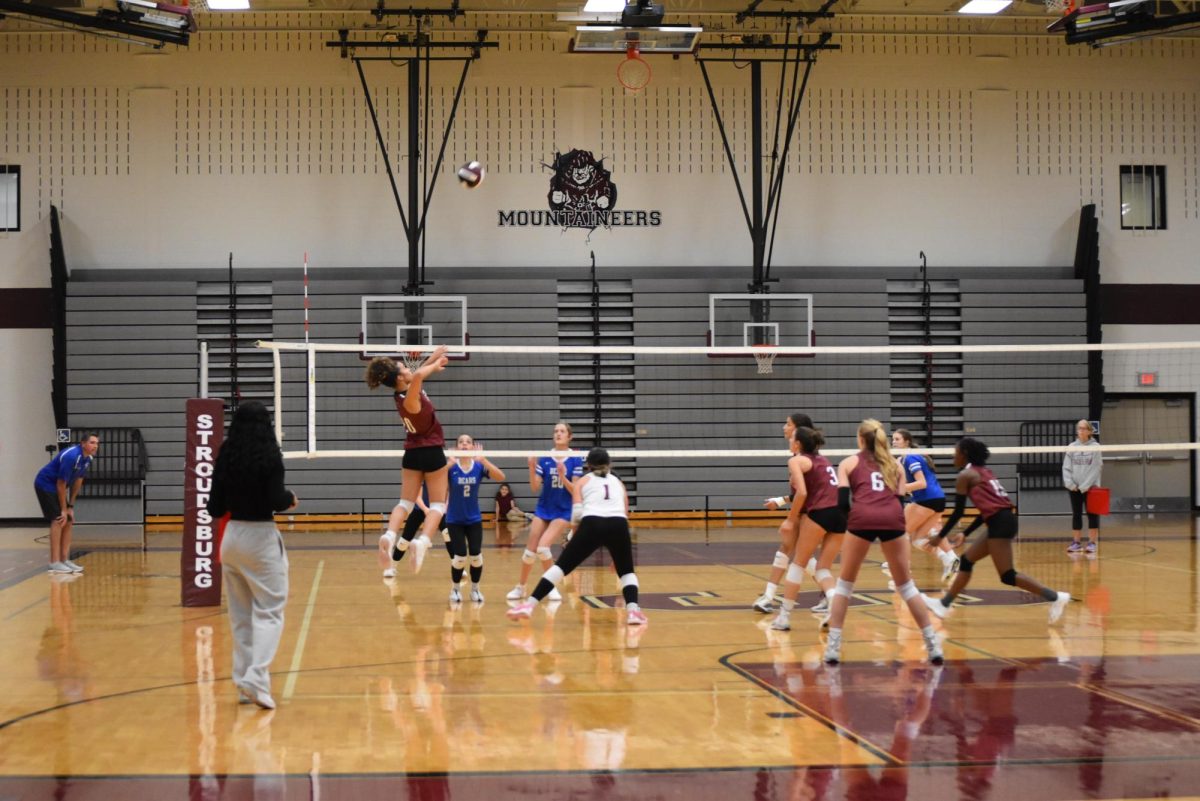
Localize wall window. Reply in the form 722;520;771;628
0;166;18;232
1119;165;1166;231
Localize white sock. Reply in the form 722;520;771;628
940;550;955;565
764;582;778;597
922;624;936;639
627;602;640;612
781;599;795;612
385;529;398;540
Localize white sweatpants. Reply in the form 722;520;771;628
221;520;289;698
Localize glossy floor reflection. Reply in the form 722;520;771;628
0;514;1198;800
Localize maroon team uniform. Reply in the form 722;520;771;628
802;453;839;512
965;464;1012;520
393;390;445;448
847;451;906;533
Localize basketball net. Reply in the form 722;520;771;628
617;45;651;92
753;346;777;375
402;351;425;372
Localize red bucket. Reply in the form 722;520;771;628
1086;486;1110;516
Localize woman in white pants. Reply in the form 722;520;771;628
208;401;298;710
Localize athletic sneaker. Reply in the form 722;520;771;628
378;531;397;568
382;565;397;579
410;536;431;573
47;561;73;574
823;630;843;665
941;556;960;583
769;612;791;631
627;607;648;626
887;579;896;592
1048;591;1071;624
922;594;950;620
810;596;830;614
805;557;818;579
1085;542;1098;554
924;632;945;665
880;561;892;577
752;594;775;614
449;586;462;604
470;585;485;604
507;600;535;621
62;559;84;573
1066;541;1084;554
505;584;526;601
547;587;562;601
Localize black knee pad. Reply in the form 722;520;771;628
1000;568;1018;586
958;554;974;574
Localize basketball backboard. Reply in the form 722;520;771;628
360;295;469;359
707;293;813;350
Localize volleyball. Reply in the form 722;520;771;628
457;161;485;189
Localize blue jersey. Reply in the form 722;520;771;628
903;453;944;502
534;455;585;521
446;461;486;525
35;444;93;493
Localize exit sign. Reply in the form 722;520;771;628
1137;371;1158;387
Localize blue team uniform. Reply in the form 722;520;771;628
534;455;585;522
902;454;944;502
446;461;486;525
35;444;93;493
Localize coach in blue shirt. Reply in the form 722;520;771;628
34;433;100;574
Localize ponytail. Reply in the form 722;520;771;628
859;418;901;491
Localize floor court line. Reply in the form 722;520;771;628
282;558;325;700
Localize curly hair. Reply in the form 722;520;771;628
364;356;400;390
213;401;282;486
957;437;990;467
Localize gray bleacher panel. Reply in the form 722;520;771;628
64;268;1088;515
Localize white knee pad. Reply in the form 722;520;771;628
469;553;484;568
428;502;447;517
815;569;833;584
521;549;537;565
786;562;806;585
395;538;410;552
536;546;553;561
450;554;467;570
543;565;565;586
397;499;415;514
618;573;639;589
833;579;855;598
896;579;920;601
772;551;790;570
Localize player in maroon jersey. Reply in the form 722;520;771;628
823;419;944;666
753;413;814;614
923;437;1071;624
365;345;451;575
768;427;847;631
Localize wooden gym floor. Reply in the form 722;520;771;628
1;514;1199;800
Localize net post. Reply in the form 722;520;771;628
306;345;317;454
273;346;283;446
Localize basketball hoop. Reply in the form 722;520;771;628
401;351;425;372
617;45;652;92
752;345;778;375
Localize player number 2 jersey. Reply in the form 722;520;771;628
446;460;485;525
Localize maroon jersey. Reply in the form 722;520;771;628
802;453;840;512
393;390;445;448
966;464;1013;519
847;450;905;531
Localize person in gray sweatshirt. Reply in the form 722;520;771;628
1062;419;1103;554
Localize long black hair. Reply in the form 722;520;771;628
214;401;282;485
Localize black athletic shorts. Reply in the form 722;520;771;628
34;486;62;521
984;508;1018;540
807;506;847;534
849;528;906;544
915;497;947;513
402;445;447;473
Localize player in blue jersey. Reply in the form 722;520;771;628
444;433;506;604
893;429;959;582
506;422;585;602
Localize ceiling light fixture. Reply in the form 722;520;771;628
958;0;1012;14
